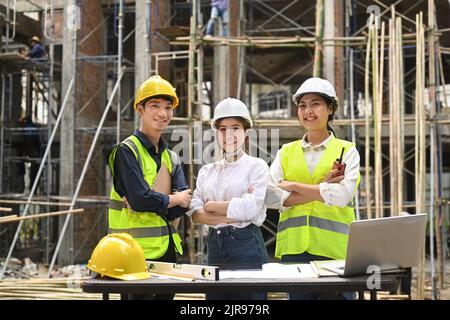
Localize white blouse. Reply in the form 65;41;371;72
187;153;269;229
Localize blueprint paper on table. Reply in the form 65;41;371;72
219;263;318;279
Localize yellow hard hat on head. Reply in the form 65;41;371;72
31;36;40;43
134;75;179;110
87;233;151;280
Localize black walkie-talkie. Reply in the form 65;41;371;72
333;147;346;176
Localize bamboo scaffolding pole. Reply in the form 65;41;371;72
435;27;446;293
237;115;450;127
365;15;373;220
397;16;405;218
0;215;17;220
389;13;398;218
0;209;84;224
371;21;379;219
389;11;406;218
427;0;439;300
378;21;385;219
415;12;426;300
0;277;91;284
171;33;421;47
0;207;12;212
187;0;199;265
373;21;385;219
0;278;118;300
0;199;71;206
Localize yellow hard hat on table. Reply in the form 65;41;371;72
87;233;151;280
134;75;179;110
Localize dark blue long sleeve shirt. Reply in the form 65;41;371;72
112;130;189;221
28;43;47;59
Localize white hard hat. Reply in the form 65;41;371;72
292;77;338;108
211;98;253;129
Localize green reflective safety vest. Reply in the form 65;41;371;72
276;136;360;260
108;135;183;259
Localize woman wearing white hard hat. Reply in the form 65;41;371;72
187;97;269;300
269;77;360;300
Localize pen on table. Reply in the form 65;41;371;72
297;266;301;273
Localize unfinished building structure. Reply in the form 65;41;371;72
0;0;449;299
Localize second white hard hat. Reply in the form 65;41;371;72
211;98;253;129
292;77;338;109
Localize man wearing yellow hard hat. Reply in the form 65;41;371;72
106;75;192;299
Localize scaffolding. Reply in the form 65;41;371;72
171;0;450;300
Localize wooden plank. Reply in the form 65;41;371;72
0;208;84;224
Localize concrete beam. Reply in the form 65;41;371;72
134;0;149;127
0;4;41;42
0;0;64;12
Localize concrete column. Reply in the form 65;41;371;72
213;46;229;105
134;0;150;127
334;0;345;109
323;0;335;84
58;1;77;265
228;0;239;98
323;0;345;118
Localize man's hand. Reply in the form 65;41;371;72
123;197;134;212
171;189;192;208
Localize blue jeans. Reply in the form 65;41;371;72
205;5;229;36
281;252;356;300
206;224;269;300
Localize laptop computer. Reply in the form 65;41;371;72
321;214;427;277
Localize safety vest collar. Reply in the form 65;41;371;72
132;130;168;156
299;136;341;181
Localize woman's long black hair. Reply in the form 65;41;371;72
321;94;337;137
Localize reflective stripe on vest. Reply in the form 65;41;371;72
122;138;143;172
310;216;349;235
277;215;349;235
109;225;176;238
277;216;307;233
109;199;125;211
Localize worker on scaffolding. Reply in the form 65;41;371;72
269;77;361;300
24;36;48;60
108;75;191;300
204;0;229;37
